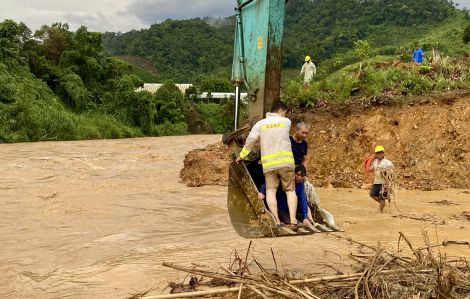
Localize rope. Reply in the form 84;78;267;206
304;180;321;209
379;166;401;212
363;155;376;184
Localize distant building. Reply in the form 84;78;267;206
199;92;248;104
136;84;248;104
135;83;193;94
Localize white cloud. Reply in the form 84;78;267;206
125;0;233;23
456;0;470;8
0;0;233;33
2;0;469;33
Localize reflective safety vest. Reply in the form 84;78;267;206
239;112;295;173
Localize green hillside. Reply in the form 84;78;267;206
102;0;470;83
2;0;470;143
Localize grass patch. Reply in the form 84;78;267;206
283;55;470;107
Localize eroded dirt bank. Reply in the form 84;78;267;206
181;93;470;190
294;93;470;190
1;135;470;298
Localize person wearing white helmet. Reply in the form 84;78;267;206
300;56;316;88
369;146;394;213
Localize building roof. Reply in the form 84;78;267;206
135;84;193;94
199;92;248;99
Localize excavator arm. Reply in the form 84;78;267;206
231;0;285;127
224;0;343;238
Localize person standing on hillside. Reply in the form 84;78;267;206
290;121;310;168
369;146;394;213
413;46;424;63
236;101;298;229
300;56;316;88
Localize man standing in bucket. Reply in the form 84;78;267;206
369;146;394;213
236;101;298;229
300;56;316;88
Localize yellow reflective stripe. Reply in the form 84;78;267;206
239;147;250;159
261;151;293;162
262;123;285;130
262;158;295;168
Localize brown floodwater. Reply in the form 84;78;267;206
1;135;469;298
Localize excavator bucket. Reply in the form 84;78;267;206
224;128;343;239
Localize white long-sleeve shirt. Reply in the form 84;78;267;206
239;113;294;173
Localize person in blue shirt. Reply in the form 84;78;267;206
258;164;315;228
413;46;424;63
290;121;310;168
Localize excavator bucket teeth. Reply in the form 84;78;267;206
305;225;321;233
315;224;333;232
297;227;311;234
314;209;344;232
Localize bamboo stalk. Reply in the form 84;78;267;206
282;280;321;299
237;284;243;299
364;248;383;299
416;241;470;251
399;231;422;263
243;241;252;275
354;268;369;299
220;263;285;299
330;233;411;264
304;286;313;295
248;285;271;299
141;287;241;299
289;269;433;285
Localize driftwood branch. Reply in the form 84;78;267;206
141;287;241;299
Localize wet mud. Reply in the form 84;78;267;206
1;135;469;298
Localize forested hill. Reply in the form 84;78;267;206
102;16;235;82
102;0;466;82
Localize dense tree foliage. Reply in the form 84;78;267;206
0;20;190;142
102;18;234;82
102;0;463;82
283;0;457;67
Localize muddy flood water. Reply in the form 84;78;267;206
1;135;469;298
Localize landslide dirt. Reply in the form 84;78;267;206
293;92;470;190
181;92;470;190
179;141;231;186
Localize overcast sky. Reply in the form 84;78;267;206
2;0;470;33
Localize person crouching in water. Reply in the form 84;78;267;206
258;164;315;227
369;146;394;213
236;101;297;228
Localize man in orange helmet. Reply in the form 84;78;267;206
369;146;394;213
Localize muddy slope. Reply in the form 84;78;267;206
294;93;470;190
179;142;231;186
181;93;470;190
